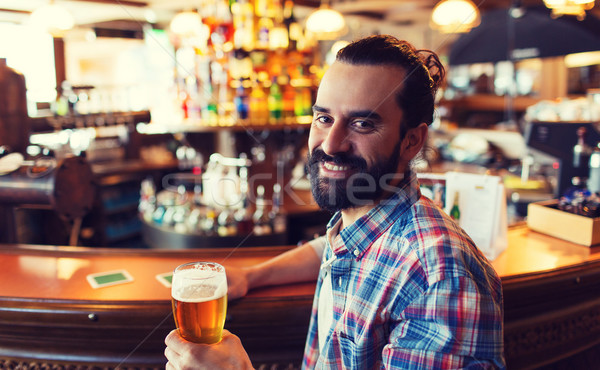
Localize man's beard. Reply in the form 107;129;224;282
307;142;402;213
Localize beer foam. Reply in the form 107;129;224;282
172;268;227;303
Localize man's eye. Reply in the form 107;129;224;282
314;115;333;125
352;120;374;131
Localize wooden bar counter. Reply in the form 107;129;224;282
1;225;600;369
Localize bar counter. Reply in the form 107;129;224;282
1;225;600;369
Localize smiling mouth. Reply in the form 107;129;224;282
320;161;355;179
323;162;351;171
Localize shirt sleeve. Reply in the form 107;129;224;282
381;275;505;369
307;235;327;260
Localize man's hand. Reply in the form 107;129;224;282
165;329;253;370
224;265;250;300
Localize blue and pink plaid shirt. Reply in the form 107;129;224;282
302;171;505;369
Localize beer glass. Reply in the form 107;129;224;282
171;262;228;344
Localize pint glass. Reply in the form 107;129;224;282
171;262;228;344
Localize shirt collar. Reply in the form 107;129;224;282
326;170;421;258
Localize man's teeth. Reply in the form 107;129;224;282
323;162;349;171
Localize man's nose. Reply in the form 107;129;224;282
321;122;351;155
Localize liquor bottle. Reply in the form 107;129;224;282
283;0;300;49
589;144;600;194
234;79;250;120
235;193;254;234
269;183;286;234
218;204;238;236
268;0;284;20
268;77;283;123
231;0;255;51
249;78;269;123
162;206;176;228
201;207;218;236
235;165;254;234
280;72;295;119
253;185;273;235
187;206;203;233
139;177;156;223
450;192;460;221
255;0;268;17
294;66;312;116
256;17;273;50
573;127;592;168
173;205;189;233
152;205;166;225
202;83;219;125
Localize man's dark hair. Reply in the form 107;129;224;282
336;35;445;135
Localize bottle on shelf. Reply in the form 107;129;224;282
187;206;203;233
269;183;286;234
235;195;254;235
268;77;283;123
234;79;250;121
201;207;218;236
280;73;295;119
152;205;166;225
573;127;592;169
173;205;189;233
283;0;299;50
249;78;269;123
231;0;255;51
294;66;313;117
139;177;156;223
450;191;461;221
202;82;219;125
217;204;238;236
256;17;273;50
235;165;254;234
253;185;273;235
589;143;600;194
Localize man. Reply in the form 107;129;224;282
165;35;505;369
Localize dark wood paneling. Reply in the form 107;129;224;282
503;260;600;369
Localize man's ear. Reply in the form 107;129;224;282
401;123;428;160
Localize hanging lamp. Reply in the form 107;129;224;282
430;0;481;33
305;0;347;40
170;10;209;39
543;0;595;20
29;0;74;37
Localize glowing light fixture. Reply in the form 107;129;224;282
305;0;346;40
170;10;208;38
431;0;481;33
543;0;595;20
29;0;74;37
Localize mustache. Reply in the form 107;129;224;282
307;148;368;171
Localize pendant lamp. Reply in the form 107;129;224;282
430;0;481;33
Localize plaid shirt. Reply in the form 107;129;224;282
302;171;505;369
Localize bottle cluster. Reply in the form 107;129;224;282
139;169;286;237
558;188;600;218
172;0;318;126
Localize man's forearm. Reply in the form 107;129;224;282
245;242;322;289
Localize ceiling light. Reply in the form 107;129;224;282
29;1;74;37
431;0;481;33
543;0;595;20
305;1;347;40
170;10;207;38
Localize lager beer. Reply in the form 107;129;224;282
171;262;227;344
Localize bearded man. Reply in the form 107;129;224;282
165;35;505;370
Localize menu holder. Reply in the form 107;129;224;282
443;172;508;261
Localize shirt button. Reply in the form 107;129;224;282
338;277;342;287
353;250;359;257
